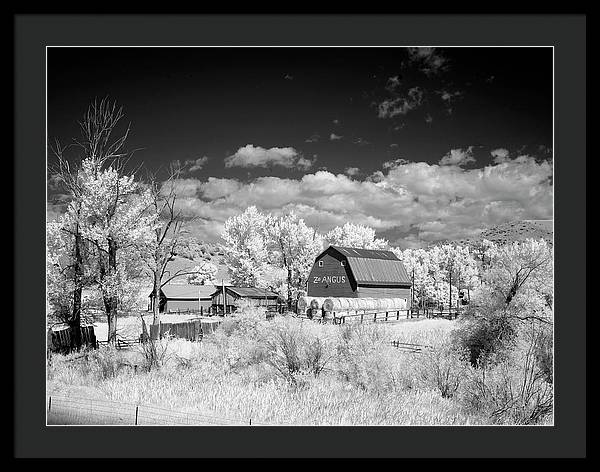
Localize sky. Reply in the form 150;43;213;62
47;47;553;248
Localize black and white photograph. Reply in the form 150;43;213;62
43;44;557;428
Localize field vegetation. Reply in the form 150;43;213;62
47;309;552;426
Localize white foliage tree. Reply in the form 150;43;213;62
324;222;388;249
268;212;324;305
187;260;218;285
221;206;272;288
77;158;157;344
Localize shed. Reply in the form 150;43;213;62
210;286;280;314
149;284;216;313
307;245;412;300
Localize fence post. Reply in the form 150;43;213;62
397;310;399;320
249;418;252;426
360;313;364;323
48;396;52;412
385;311;388;321
374;312;377;322
135;405;139;425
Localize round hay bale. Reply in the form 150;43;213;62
339;297;351;311
323;298;335;312
309;298;322;310
297;296;309;313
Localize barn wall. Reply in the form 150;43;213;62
356;286;411;300
307;252;356;297
165;299;200;312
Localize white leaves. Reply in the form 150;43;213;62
187;260;218;285
325;222;388;249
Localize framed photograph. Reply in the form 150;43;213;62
15;14;586;459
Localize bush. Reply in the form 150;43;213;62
458;326;553;425
417;343;469;398
453;313;516;366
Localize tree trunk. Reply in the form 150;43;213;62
69;225;83;352
287;268;292;309
152;271;161;325
106;238;118;345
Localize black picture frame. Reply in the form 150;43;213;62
14;14;586;459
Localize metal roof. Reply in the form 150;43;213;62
331;246;400;261
160;284;213;300
322;246;411;286
212;286;279;299
345;257;411;286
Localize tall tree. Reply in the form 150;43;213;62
268;212;324;306
324;222;388;249
221;206;272;287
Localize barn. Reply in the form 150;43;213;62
307;246;412;300
149;284;216;313
210;286;280;314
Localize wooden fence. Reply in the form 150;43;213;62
47;326;97;354
149;319;222;341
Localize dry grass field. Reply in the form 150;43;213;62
47;310;551;426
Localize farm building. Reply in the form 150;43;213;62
307;246;412;300
210;286;280;314
149;284;216;313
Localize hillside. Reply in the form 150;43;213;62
452;219;553;247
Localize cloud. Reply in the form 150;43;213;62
139;154;553;248
385;75;401;93
345;167;360;176
329;133;343;141
305;133;320;143
225;144;312;170
425;114;433;124
186;156;209;172
378;87;424;118
353;137;370;146
439;147;476;167
437;90;462;102
284;74;293;80
333;119;340;125
407;47;449;76
491;148;510;164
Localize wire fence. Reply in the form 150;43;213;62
46;395;269;426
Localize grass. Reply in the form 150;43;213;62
47;310;551;426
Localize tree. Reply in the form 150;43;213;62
268;212;324;306
47;98;133;350
324;222;388;249
142;166;190;325
187;260;218;285
221;206;272;287
483;238;553;321
78;158;156;344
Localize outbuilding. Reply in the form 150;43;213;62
210;286;280;314
307;245;412;300
149;284;216;313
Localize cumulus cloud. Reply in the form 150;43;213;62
329;133;343;141
225;144;312;170
353;137;370;146
345;167;360;176
305;133;320;143
439;147;476;167
378;87;424;118
186;156;209;172
491;148;510;164
168;154;552;247
407;47;449;76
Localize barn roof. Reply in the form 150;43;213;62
322;246;412;286
160;284;200;300
212;286;279;299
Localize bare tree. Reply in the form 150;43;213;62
144;164;188;325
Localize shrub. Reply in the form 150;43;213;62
453;312;516;366
458;327;553;424
417;343;469;398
